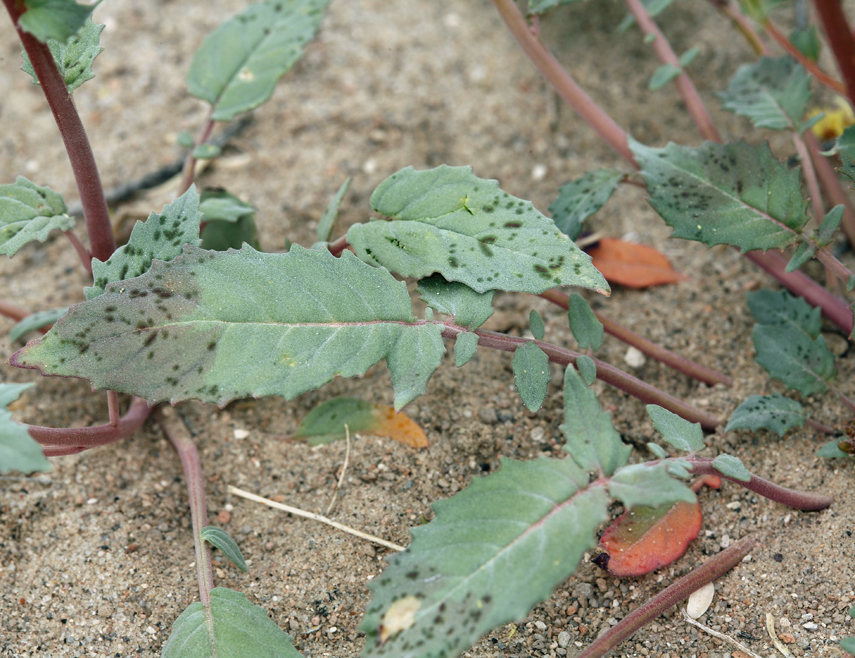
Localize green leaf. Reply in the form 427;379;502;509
725;393;806;437
177;130;195;148
527;0;581;14
678;47;700;68
790;26;821;62
567;292;603;351
608;462;696;509
840;636;855;653
0;383;51;474
416;275;494;329
317;178;351;243
349;165;609;295
817;439;849;459
575;354;596;385
14;246;445;411
199;193;255;223
712;454;751;482
752;324;836;395
617;0;675;31
838;124;855;184
454;332;479;367
560;366;630;476
162;587;301;658
647;442;668;459
718;56;811;130
529;309;545;340
785;241;815;272
199;190;259;252
631;139;809;252
0;177;73;257
649;63;682;91
293;397;376;443
200;526;248;572
747;288;821;338
9;306;68;343
646;404;705;453
512;341;549;412
19;0;94;43
666;461;691;480
360;456;609;657
86;186;203;300
187;0;330;121
549;170;623;241
817;204;843;246
21;17;104;93
193;143;222;160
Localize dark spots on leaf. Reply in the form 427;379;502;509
478;242;493;257
504;221;522;229
448;256;459;268
119;264;129;280
172;364;180;371
104;315;115;323
405;571;419;580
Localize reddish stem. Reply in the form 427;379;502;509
0;299;32;322
63;230;92;273
814;0;855;109
578;535;759;658
28;396;150;448
179;109;216;197
2;0;116;263
764;20;846;96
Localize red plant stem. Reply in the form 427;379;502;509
327;234;349;257
744;250;853;335
539;289;733;386
764;20;846;96
578;535;760;658
805;416;836;434
440;324;721;429
793;131;826;226
0;299;31;322
804;131;855;246
63;230;92;273
687;457;833;510
156;406;214;607
42;445;87;457
2;0;116;263
107;391;120;427
622;0;721;142
27;396;150;447
814;0;855;109
179;109;216;197
491;0;635;166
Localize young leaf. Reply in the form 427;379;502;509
790;26;821;62
14;246;445;410
718;56;811;131
527;0;581;14
631;139;809;252
817;440;850;458
560;366;630;477
838;124;855;184
575;354;596;385
712;454;751;482
454;332;479;367
617;0;675;31
649;63;682;91
200;526;248;572
840;637;855;654
548;169;623;241
679;47;700;68
199;189;259;252
161;587;301;658
752;324;836;395
725;393;806;437
348;165;609;295
512;342;549;412
293;397;427;448
0;382;51;474
646;404;705;453
317;178;351;243
598;500;702;577
193;144;222;160
86;187;203;300
9;306;68;343
0;177;73;257
567;292;604;351
416;275;494;329
21;17;104;93
186;0;330;121
747;288;821;338
360;456;609;657
19;0;94;43
608;462;696;509
529;309;545;341
785;241;815;272
647;442;668;459
817;204;844;246
588;237;688;288
199;193;255;224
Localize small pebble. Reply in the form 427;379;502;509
558;631;571;648
233;428;249;440
687;582;715;618
624;346;646;368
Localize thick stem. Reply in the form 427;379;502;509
764;20;846;95
3;0;116;262
28;396;150;447
539;289;733;386
813;0;855;109
491;0;635;166
578;535;759;658
687;457;833;511
622;0;721;142
156;406;214;607
804;131;855;246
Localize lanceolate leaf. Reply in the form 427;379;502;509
608;462;696;509
0;177;73;257
454;332;479;367
86;187;203;300
13;246;445;410
416;275;494;329
9;306;68;343
200;526;248;572
726;394;806;437
317;178;351;243
360;456;609;658
549;169;623;241
718;56;811;131
19;0;94;43
162;587;301;658
752;324;836;395
631;139;809;252
712;454;751;482
527;0;581;14
349;166;609;295
512;341;549;412
187;0;330;121
646;404;705;453
567;292;603;351
21;17;104;93
0;383;51;474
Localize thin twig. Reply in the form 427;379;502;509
683;609;765;658
325;424;352;515
766;612;793;657
228;485;407;552
62;230;92;273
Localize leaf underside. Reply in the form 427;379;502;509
348;166;609;295
13;245;444;410
0;177;73;257
631;139;809;252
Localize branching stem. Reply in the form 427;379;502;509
28;396;150;448
179;108;216;197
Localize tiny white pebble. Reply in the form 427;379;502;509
624;346;646;368
726;501;741;510
86;498;98;505
531;164;547;181
803;622;818;630
146;626;157;635
687;582;715;618
233;429;249;440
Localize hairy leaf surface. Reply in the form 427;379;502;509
187;0;329;121
726;393;806;436
608;462;696;509
752;324;835;395
200;527;248;572
21;17;103;93
711;454;751;482
0;177;73;257
349;166;609;295
416;276;494;329
14;246;445;410
512;341;549;412
632;139;809;251
0;383;50;474
162;587;300;658
646;404;704;453
549;169;622;241
747;288;821;337
20;0;93;43
361;456;608;658
567;292;603;351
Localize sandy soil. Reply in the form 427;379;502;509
0;0;853;656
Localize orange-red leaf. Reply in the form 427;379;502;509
588;237;688;288
369;404;429;448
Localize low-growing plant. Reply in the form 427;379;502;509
0;0;852;656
